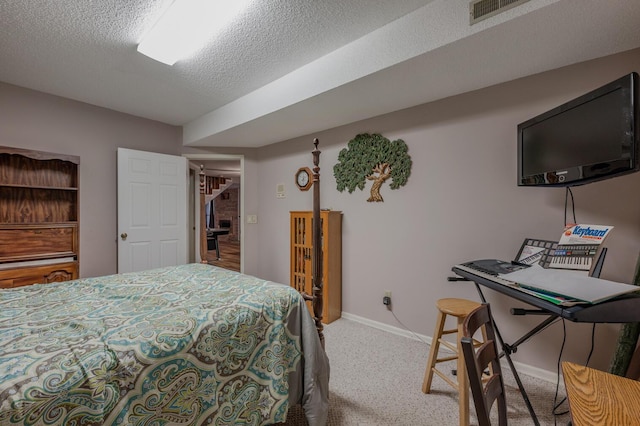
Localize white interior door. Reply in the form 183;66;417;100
117;148;188;273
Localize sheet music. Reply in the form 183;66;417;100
518;245;548;265
514;238;558;268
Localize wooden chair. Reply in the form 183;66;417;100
461;303;507;426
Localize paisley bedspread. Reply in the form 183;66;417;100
0;263;329;425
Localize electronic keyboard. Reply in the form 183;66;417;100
453;260;523;288
453;259;588;306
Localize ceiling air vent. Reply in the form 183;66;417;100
470;0;531;25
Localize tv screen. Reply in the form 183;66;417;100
518;72;639;187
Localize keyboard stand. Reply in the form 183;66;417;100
451;253;640;426
473;248;609;358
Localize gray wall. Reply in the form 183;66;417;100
1;47;639;376
0;83;182;278
253;47;640;374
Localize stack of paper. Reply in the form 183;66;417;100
502;264;638;305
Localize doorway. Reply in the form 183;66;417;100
183;154;244;273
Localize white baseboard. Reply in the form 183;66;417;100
340;311;560;384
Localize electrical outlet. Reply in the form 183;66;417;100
383;291;392;308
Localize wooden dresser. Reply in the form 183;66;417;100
0;147;79;288
290;210;342;323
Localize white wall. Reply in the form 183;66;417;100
253;48;640;374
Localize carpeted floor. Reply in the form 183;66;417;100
284;317;571;426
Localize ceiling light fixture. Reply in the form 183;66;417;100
137;0;252;65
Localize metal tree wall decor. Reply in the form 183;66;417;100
333;133;412;202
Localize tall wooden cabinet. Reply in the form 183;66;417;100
290;210;342;324
0;147;80;288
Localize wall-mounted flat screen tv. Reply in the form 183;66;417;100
517;72;639;187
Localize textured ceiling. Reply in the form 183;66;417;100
1;0;640;148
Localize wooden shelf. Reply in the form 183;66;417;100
0;147;79;287
0;222;78;228
0;183;78;191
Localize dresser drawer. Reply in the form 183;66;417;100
0;262;78;289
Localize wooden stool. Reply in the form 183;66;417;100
422;298;485;426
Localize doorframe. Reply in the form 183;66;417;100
182;153;244;273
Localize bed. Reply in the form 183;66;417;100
0;141;329;425
0;264;328;425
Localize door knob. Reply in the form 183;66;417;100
120;232;128;240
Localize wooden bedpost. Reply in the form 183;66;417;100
199;165;208;264
311;138;325;347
